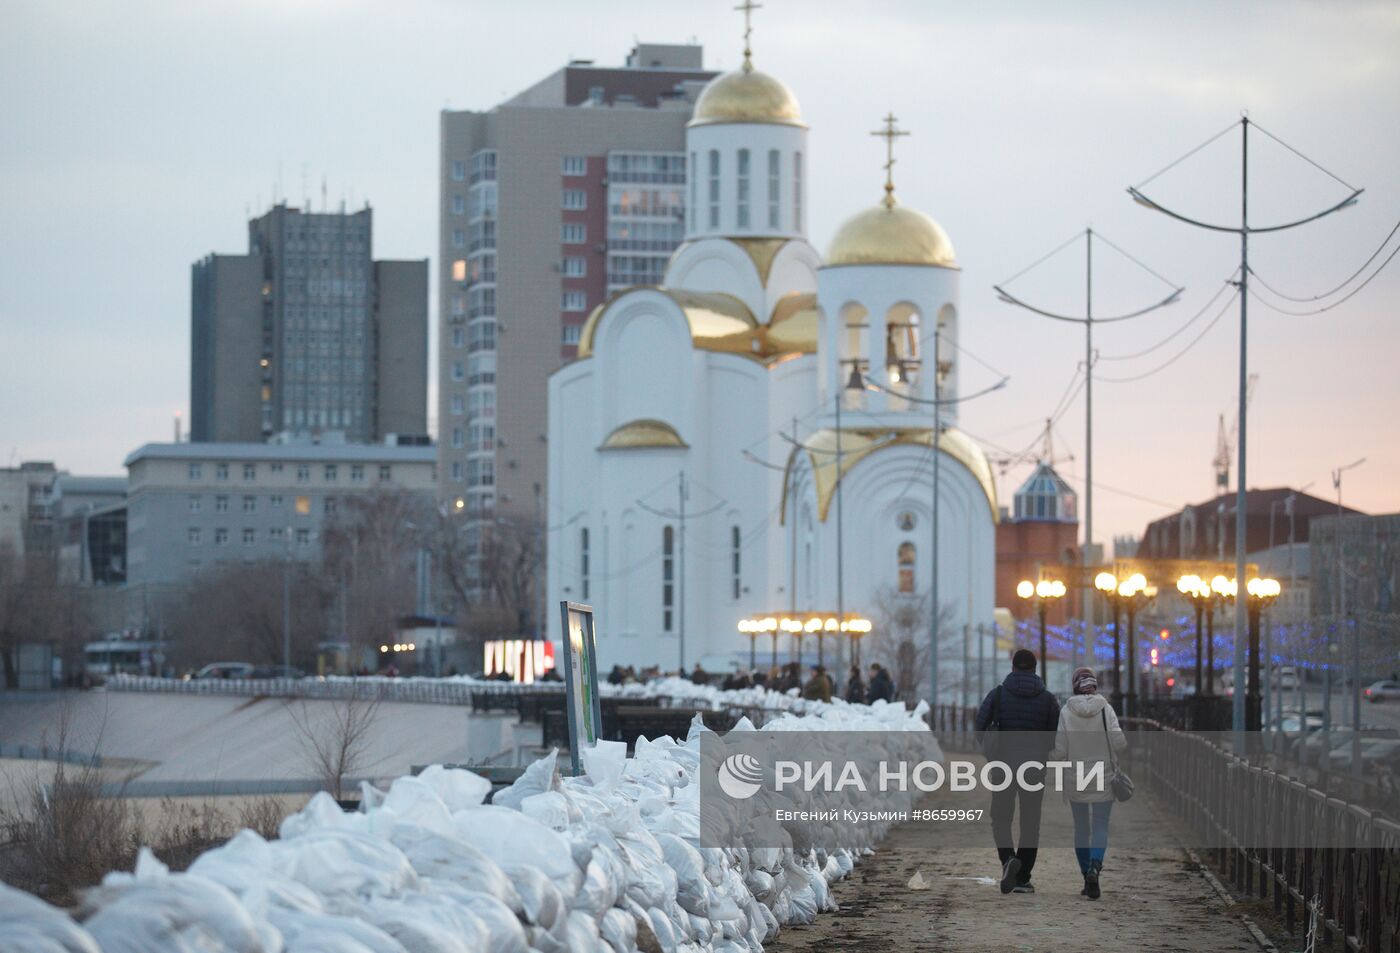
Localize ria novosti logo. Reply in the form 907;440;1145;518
716;752;765;799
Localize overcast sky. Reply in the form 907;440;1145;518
2;0;1397;545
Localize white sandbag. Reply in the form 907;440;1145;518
519;790;571;832
452;805;579;895
269;907;405;953
580;739;627;789
419;882;529;953
502;863;566;933
414;764;490;811
598;907;637;953
563;909;607;953
652;832;711;917
0;882;100;953
359;894;491;953
387;824;522;914
83;850;267;953
279;791;356;840
380;776;454;838
275;828;418;900
490;750;559;812
568;848;620;919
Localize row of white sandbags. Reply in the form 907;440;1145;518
0;695;933;953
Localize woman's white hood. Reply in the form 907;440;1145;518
1066;693;1109;718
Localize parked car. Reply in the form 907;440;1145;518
193;662;255;680
1364;680;1400;702
1274;666;1299;690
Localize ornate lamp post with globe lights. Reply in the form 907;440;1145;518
1176;574;1213;695
1095;571;1155;717
1016;578;1066;683
1245;577;1281;731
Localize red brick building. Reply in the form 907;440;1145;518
995;463;1081;626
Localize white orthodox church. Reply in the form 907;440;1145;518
546;36;998;690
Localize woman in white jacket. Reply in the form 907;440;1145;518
1050;667;1127;900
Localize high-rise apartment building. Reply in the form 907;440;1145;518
437;43;715;520
192;204;428;445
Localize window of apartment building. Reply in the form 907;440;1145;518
561;290;587;311
736;149;750;229
467;182;498;220
689;151;697;230
452;194;465;215
662;525;675;631
467;252;495;283
452;259;467;283
794;151;803;231
451;296;466;318
242;528;256;546
270;494;283;507
187;462;202;481
451;327;465;348
242;463;256;481
467;457;494;488
188;496;200;513
468;390;495;418
188;528;202;546
451;427;464;449
242;495;256;513
452;360;465;382
215;495;229;513
324;464;337;482
468;320;496;352
295;495;311;515
469;150;497;184
350;465;364;483
378;465;392;482
561;324;582;346
216;463;229;481
562;257;586;277
214;528;228;546
707;150;720;229
562;189;587;210
452;229;465;249
562;155;586;176
561;222;585;244
270;463;283;474
270;527;284;543
295;528;310;547
296;465;310;483
768;150;781;228
451;461;463;482
325;497;337;515
451;160;465;181
451;394;465;415
469;352;495;385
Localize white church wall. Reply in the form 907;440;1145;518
664;239;766;319
685;122;808;242
546;361;600;646
594;293;696;437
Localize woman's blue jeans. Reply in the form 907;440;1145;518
1070;800;1113;873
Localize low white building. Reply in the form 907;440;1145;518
124;440;436;589
546;42;997;692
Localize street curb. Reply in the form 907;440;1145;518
1185;848;1236;906
1241;915;1281;953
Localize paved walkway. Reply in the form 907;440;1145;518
769;791;1261;953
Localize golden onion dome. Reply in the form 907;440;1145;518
826;203;957;268
690;66;803;127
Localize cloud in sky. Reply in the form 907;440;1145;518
2;0;1397;541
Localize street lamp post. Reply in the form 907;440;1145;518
1016;578;1066;684
1245;577;1281;733
1176;575;1212;695
1095;572;1154;718
1209;574;1237;699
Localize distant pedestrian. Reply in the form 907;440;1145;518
974;648;1060;894
844;665;866;704
1051;667;1127;900
802;665;833;703
690;663;710;685
865;663;895;704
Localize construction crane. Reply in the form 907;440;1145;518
1213;373;1259;492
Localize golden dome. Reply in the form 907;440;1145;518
599;419;688;450
826;203;957;268
690;66;803;127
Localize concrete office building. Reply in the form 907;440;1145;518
437;43;716;522
124;441;436;590
192;204;428;445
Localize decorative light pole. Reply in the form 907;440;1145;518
1016;578;1066;683
1094;571;1154;717
1176;574;1213;695
1209;574;1237;697
1245;577;1281;732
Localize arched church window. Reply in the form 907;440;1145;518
736;149;751;229
662;525;675;631
688;151;696;231
793;151;803;231
580;527;590;600
767;150;780;228
707;151;720;229
731;525;742;599
885;303;922;389
839;303;869;407
898;541;916;593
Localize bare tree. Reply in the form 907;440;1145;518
479;514;541;636
290;686;385;799
869;585;960;703
0;543;91;688
321;490;424;660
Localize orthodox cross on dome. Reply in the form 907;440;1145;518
871;112;910;209
735;0;762;71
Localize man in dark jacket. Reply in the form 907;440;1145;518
974;649;1060;895
865;664;895;704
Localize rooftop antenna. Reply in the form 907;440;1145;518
301;162;309;209
321;175;327;212
870;112;910;209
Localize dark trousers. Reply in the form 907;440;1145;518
990;765;1045;882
